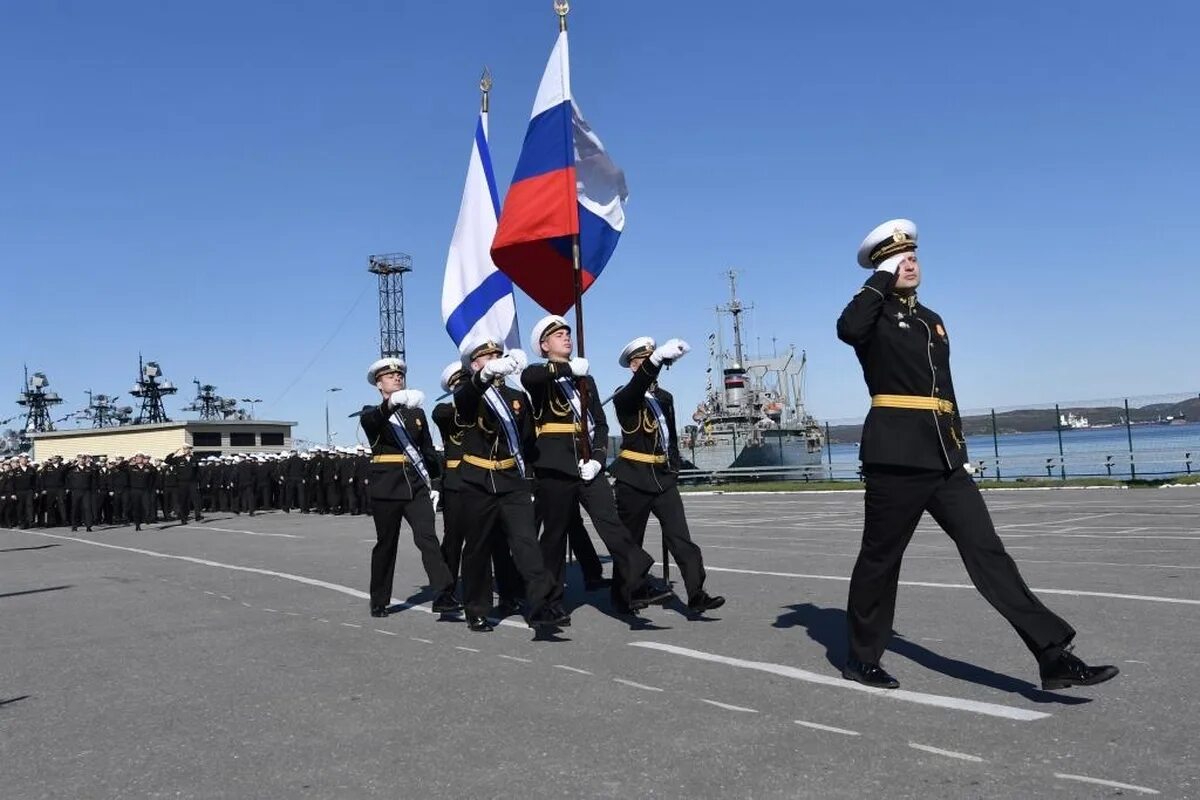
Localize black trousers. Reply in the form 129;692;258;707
441;489;466;582
69;491;93;529
177;482;202;522
369;494;454;608
535;472;653;607
239;486;257;514
614;483;707;604
44;490;68;527
458;485;554;618
283;480;305;512
127;489;152;526
566;505;604;582
847;465;1075;665
14;491;35;528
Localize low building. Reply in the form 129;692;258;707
28;420;296;462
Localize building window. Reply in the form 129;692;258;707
229;432;256;447
260;432;284;446
192;432;221;447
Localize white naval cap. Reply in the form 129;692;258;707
618;336;656;368
366;357;406;385
440;360;467;393
530;314;570;354
857;218;918;269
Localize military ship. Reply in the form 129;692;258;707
679;271;824;472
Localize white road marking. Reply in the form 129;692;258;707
340;622;361;629
193;526;302;539
410;637;433;644
699;699;759;713
240;602;252;607
908;742;984;762
1004;532;1200;541
553;665;593;676
203;591;215;596
1053;773;1159;795
678;565;1200;606
262;608;279;613
219;595;232;600
497;654;532;664
613;678;663;692
795;720;859;736
374;629;398;636
315;618;330;623
630;642;1049;721
455;646;480;653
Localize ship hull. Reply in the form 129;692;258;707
682;428;824;472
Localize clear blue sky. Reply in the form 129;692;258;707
3;1;1197;444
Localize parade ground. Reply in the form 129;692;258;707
3;487;1198;799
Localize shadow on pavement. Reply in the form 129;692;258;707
774;602;1090;705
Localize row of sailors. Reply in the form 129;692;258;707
360;315;725;632
0;447;380;531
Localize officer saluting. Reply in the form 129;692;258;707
359;357;460;619
521;315;672;614
836;218;1117;690
611;336;724;615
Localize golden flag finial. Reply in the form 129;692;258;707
554;0;569;31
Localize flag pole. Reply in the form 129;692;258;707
554;0;593;462
480;66;491;113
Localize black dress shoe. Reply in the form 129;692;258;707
584;577;612;592
494;598;522;618
842;659;900;689
629;579;673;610
1039;649;1119;690
467;615;494;632
431;592;463;614
527;605;570;628
370;605;388;618
687;592;726;614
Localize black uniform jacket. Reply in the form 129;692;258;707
127;464;156;491
431;401;467;492
610;359;683;493
520;360;609;478
452;372;535;495
359;399;441;501
836;270;967;471
165;454;201;483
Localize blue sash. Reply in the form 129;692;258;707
387;411;431;488
645;391;671;453
554;376;596;432
483;386;526;477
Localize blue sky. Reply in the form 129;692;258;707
3;1;1197;444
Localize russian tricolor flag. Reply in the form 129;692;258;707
491;30;628;316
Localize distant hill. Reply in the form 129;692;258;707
826;396;1198;444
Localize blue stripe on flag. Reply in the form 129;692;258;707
510;101;573;184
444;270;516;346
578;202;621;279
474;117;500;218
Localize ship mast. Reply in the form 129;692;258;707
718;270;752;369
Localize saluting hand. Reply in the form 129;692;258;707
568;357;589;377
651;338;690;366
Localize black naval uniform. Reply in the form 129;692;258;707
611;358;710;608
452;371;557;623
65;461;94;530
39;461;69;527
11;463;37;529
432;401;469;583
521;360;659;610
166;452;203;523
837;268;1075;666
127;462;155;530
359;398;454;610
282;453;306;512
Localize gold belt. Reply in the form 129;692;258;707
371;454;409;464
536;422;581;436
462;454;517;471
445;459;461;469
871;394;955;414
618;449;667;464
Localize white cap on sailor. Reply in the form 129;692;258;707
618;336;656;368
440;361;467;393
367;357;406;385
857;218;918;269
530;314;570;355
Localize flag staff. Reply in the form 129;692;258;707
480;66;492;113
554;0;587;359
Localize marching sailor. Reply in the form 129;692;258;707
836;218;1117;690
452;340;567;631
521;315;672;614
359;357;460;619
611;336;724;615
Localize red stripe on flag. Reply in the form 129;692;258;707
492;167;579;252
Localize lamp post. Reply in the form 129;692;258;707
325;387;341;446
240;398;262;420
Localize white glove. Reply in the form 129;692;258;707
875;253;903;275
508;348;529;373
650;338;690;366
568;357;589;377
578;459;601;481
389;389;424;409
480;355;518;381
429;489;440;508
